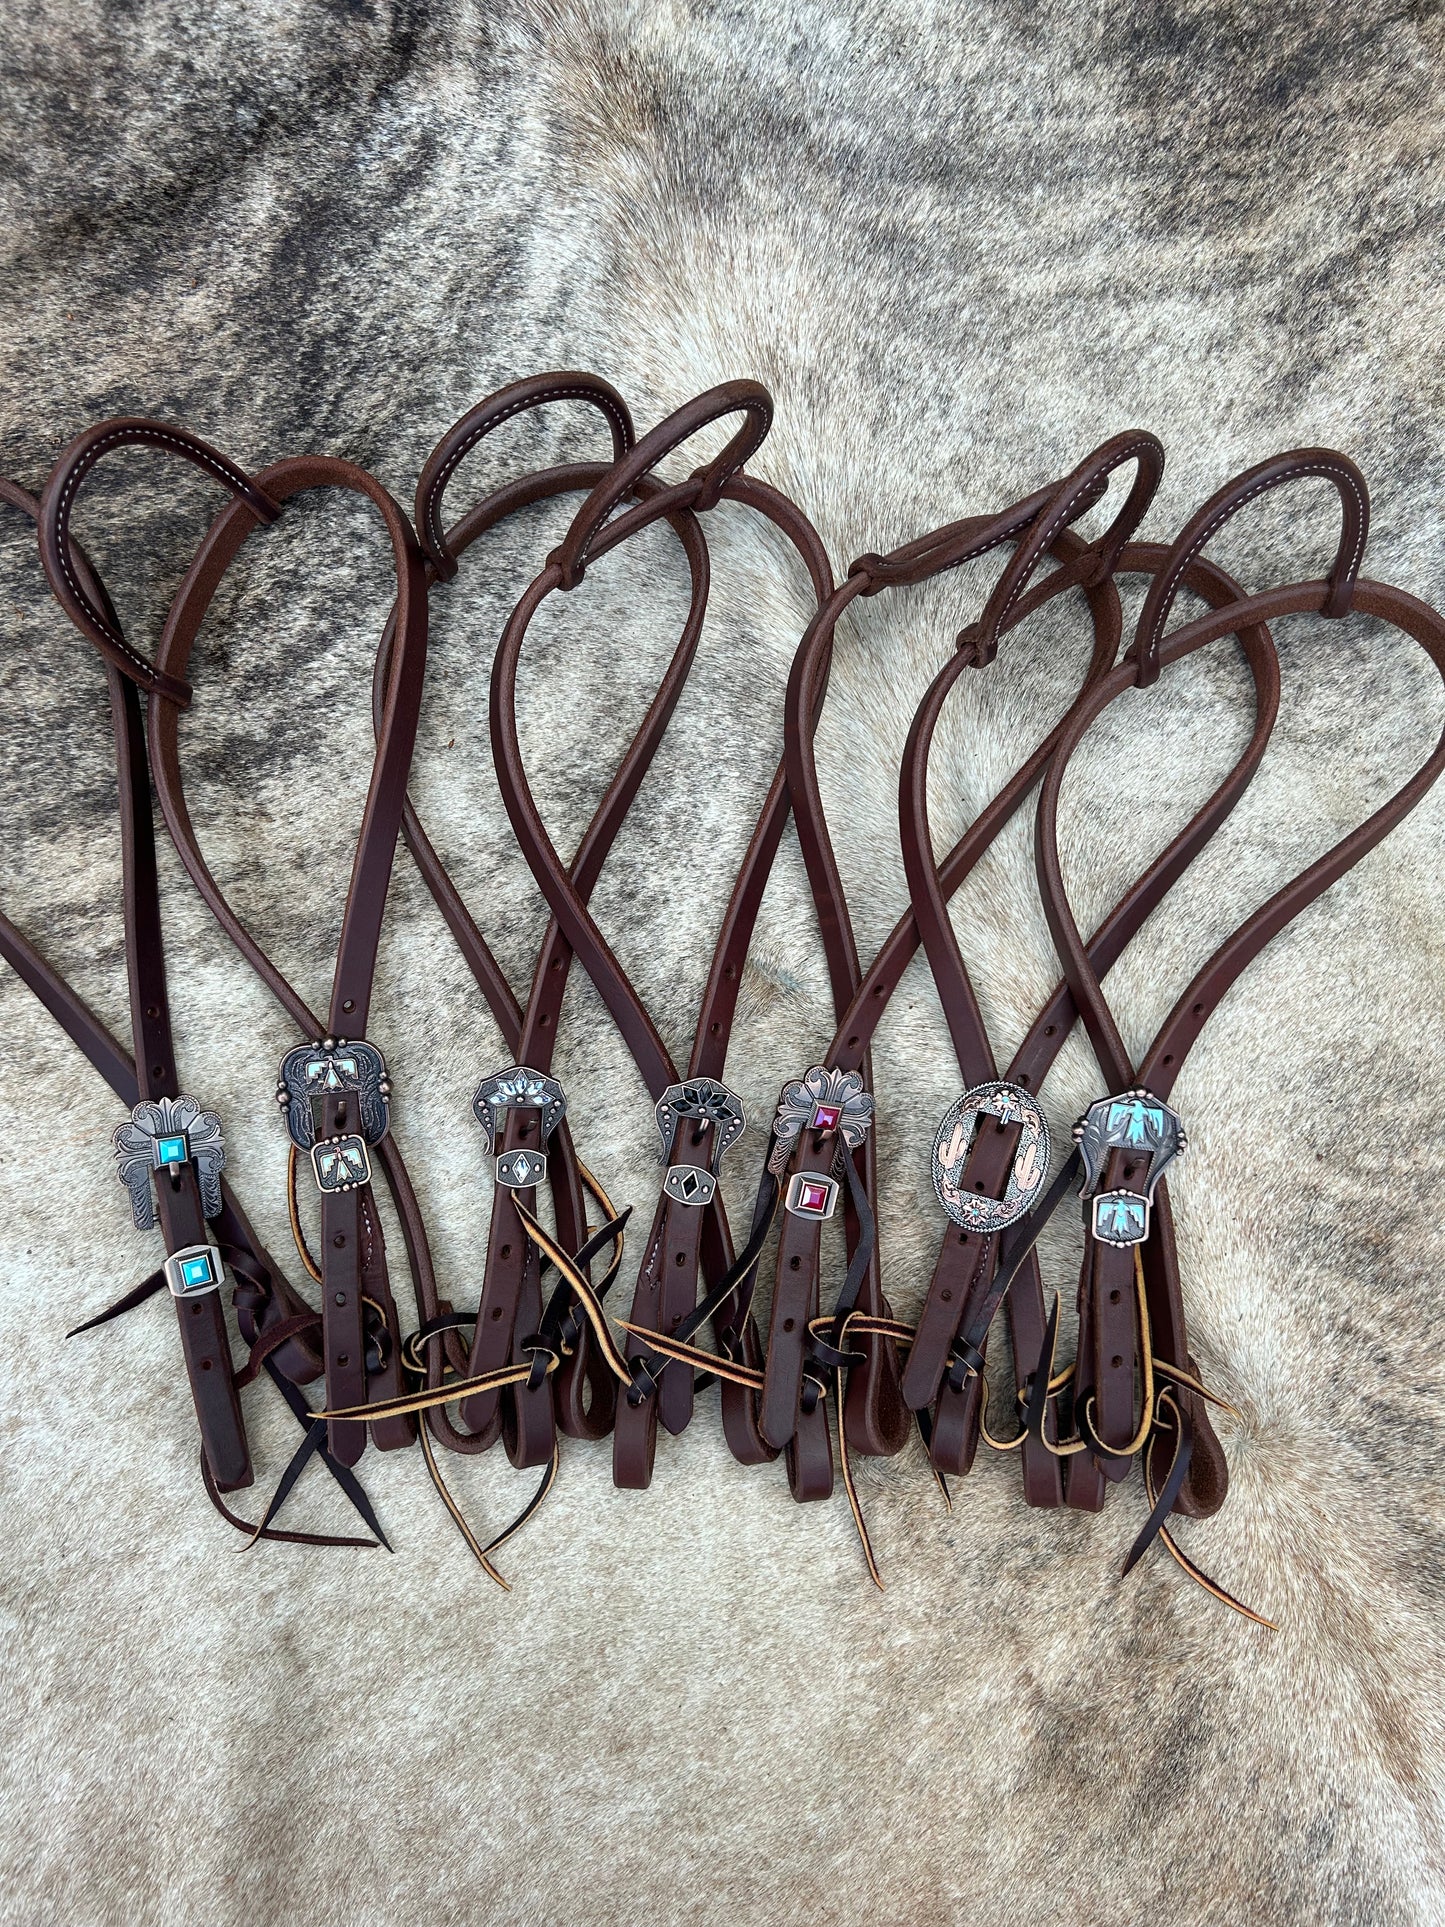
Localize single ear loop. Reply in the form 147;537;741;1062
1032;454;1445;1620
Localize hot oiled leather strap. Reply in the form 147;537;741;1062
756;459;1141;1504
482;383;837;1487
8;479;377;1540
1037;451;1445;1545
41;433;433;1471
900;538;1279;1509
370;379;637;1460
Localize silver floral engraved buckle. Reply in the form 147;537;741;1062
277;1038;391;1196
656;1078;746;1207
1073;1087;1187;1247
932;1080;1050;1234
113;1096;226;1231
473;1065;566;1190
770;1066;874;1215
164;1242;225;1298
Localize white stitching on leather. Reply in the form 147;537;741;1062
992;436;1158;639
51;425;257;689
423;383;630;553
1141;456;1367;664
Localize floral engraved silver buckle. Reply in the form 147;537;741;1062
1074;1087;1187;1248
277;1037;391;1180
932;1080;1050;1234
768;1065;873;1179
473;1065;565;1189
113;1096;225;1231
164;1242;224;1298
656;1078;745;1207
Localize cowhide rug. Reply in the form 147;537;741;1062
2;3;1443;1923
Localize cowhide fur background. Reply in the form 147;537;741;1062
2;4;1443;1923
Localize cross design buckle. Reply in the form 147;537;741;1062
113;1096;225;1231
768;1066;873;1177
277;1038;391;1152
932;1080;1051;1234
655;1078;744;1208
1074;1087;1187;1247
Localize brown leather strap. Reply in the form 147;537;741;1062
1035;450;1445;1528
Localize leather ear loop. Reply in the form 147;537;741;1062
1034;535;1445;1608
758;486;1129;1511
37;417;281;706
372;458;709;1468
1128;447;1369;689
415;368;634;581
123;452;436;1472
482;430;837;1488
549;378;773;589
2;478;383;1547
900;544;1280;1513
965;431;1165;666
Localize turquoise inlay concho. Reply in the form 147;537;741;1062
1073;1085;1188;1249
311;1134;372;1194
113;1095;225;1232
163;1242;224;1298
1093;1191;1150;1246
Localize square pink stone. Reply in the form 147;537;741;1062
810;1101;843;1132
797;1179;832;1212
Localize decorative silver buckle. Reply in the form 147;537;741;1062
473;1065;566;1189
768;1066;873;1177
655;1078;744;1208
278;1038;391;1183
932;1080;1050;1233
164;1242;224;1298
785;1172;840;1220
1074;1088;1187;1248
114;1096;225;1231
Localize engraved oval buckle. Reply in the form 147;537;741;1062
932;1080;1050;1234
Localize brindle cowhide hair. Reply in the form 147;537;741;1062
1;4;1442;1923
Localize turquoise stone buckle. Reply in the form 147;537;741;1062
310;1134;372;1194
164;1242;224;1298
1091;1189;1151;1248
1074;1085;1187;1249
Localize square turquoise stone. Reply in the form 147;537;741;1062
178;1252;217;1290
154;1134;189;1167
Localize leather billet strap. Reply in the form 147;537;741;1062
756;456;1141;1505
1035;449;1445;1538
483;383;836;1489
374;375;726;1471
7;477;378;1542
40;426;432;1471
900;538;1280;1510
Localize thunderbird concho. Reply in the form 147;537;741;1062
931;1080;1049;1235
1073;1087;1187;1248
